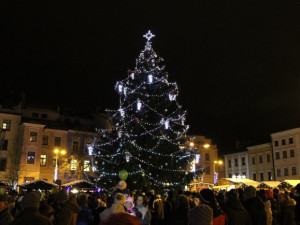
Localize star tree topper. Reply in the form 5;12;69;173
143;30;155;41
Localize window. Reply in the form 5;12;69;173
268;171;272;181
259;155;263;164
289;138;294;144
54;137;61;147
234;158;238;167
252;156;256;165
253;173;257;181
0;158;7;171
235;173;238;177
241;157;245;166
260;172;264;181
29;131;37;142
284;168;289;176
282;139;286;145
290;149;295;158
242;172;246;176
27;152;35;164
32;112;39;117
292;167;297;175
71;159;77;170
42;135;48;145
73;141;79;151
40;155;46;167
283;151;287;159
205;153;210;161
41;114;48;119
2;120;11;131
1;140;8;150
275;152;280;160
277;168;281;177
229;173;232;178
84;160;90;172
274;140;279;147
228;159;231;168
267;154;271;163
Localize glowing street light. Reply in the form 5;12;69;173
203;144;210;149
54;148;66;182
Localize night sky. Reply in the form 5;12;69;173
1;1;300;154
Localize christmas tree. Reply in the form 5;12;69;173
93;31;198;190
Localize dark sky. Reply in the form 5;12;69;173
1;1;300;154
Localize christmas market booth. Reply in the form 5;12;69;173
61;180;96;193
18;179;58;191
257;181;281;189
217;177;260;189
189;182;214;192
278;180;300;190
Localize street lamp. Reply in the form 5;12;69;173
213;160;223;184
54;148;66;182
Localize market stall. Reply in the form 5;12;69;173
18;179;58;191
61;180;96;193
257;181;281;189
218;178;260;189
189;182;214;192
278;180;300;189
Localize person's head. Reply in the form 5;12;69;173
258;189;267;202
136;195;148;207
176;194;190;209
21;192;40;209
278;192;289;203
193;197;200;206
0;195;9;212
199;189;216;206
115;193;126;205
117;181;127;191
227;189;239;200
56;189;68;203
100;213;140;225
77;194;88;208
125;197;134;209
39;205;55;221
243;186;256;201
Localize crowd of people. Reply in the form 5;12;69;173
1;180;300;225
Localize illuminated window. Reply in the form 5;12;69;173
40;155;47;167
54;137;61;147
2;120;11;131
84;160;90;172
29;131;37;142
27;152;35;164
71;159;77;170
42;135;48;145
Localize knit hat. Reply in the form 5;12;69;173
125;197;135;208
265;190;274;199
188;204;213;225
243;186;256;200
21;192;40;209
56;189;68;202
199;189;215;205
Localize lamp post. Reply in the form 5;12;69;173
54;148;66;182
213;160;223;184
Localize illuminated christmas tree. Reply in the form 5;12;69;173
93;31;199;190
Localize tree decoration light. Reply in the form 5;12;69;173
93;30;201;189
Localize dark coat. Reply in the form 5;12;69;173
294;195;300;225
279;198;296;225
0;208;14;225
166;206;188;225
10;207;52;225
243;197;267;225
223;198;251;225
56;198;81;225
268;198;280;225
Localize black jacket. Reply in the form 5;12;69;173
243;197;267;225
0;208;14;225
10;207;52;225
224;198;251;225
279;198;296;225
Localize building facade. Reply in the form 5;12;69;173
247;143;274;182
271;128;300;181
224;151;249;179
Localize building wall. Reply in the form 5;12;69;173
271;128;300;181
247;143;274;182
224;151;249;179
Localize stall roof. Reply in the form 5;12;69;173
281;180;300;187
61;180;95;189
0;180;9;186
19;179;58;190
258;181;281;188
222;178;260;187
212;185;232;189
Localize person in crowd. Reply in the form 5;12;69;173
188;200;213;225
150;194;164;225
124;196;139;217
92;197;107;225
165;194;189;225
199;188;227;225
100;212;141;225
216;191;226;210
265;189;280;225
243;186;267;225
100;193;126;222
56;190;81;225
10;192;52;225
136;195;151;225
0;194;14;225
294;183;300;225
273;188;280;202
278;192;296;225
164;191;175;221
39;204;55;223
76;194;92;225
223;189;251;225
258;189;272;225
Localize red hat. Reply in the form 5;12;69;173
266;190;273;199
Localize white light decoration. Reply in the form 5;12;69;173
143;30;155;41
169;94;177;101
123;87;127;96
88;146;93;156
164;120;170;129
137;99;142;111
130;73;134;80
119;108;125;117
160;118;165;125
118;83;123;93
191;160;196;172
125;152;131;162
195;154;200;163
118;130;122;138
148;74;153;84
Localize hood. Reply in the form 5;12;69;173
280;198;296;207
226;198;244;210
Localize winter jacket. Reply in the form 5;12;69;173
56;198;81;225
10;207;52;225
188;204;213;225
279;198;296;225
76;207;92;225
136;205;151;225
100;201;126;221
264;200;272;225
243;197;267;225
294;195;300;225
0;208;14;225
223;198;251;225
166;206;188;225
151;198;164;222
268;198;280;225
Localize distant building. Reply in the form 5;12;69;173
224;151;249;179
271;128;300;181
247;143;274;181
